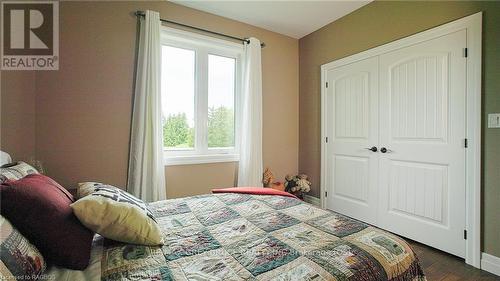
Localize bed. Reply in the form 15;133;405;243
48;193;426;281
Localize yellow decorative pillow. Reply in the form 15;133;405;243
70;184;163;246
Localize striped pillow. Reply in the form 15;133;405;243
75;182;103;199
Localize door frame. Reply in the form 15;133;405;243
320;12;482;267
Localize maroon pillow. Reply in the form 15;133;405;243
0;174;94;270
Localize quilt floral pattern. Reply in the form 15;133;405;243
99;194;426;280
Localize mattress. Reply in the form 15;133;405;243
47;193;426;280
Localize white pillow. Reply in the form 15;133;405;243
0;151;12;166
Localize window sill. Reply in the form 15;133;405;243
164;154;239;166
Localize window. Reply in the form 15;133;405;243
161;28;243;165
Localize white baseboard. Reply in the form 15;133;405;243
303;195;321;207
481;252;500;276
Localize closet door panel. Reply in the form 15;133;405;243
325;57;379;224
378;30;467;257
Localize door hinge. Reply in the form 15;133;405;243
325;137;328;143
464;138;468;148
464;48;468;58
464;230;467;240
326;82;329;88
325;191;328;197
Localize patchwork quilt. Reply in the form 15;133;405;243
56;194;427;280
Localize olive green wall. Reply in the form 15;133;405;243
299;1;500;256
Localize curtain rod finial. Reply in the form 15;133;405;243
244;38;266;48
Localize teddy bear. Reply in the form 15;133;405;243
284;174;311;198
262;168;285;191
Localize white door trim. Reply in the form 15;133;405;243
320;12;482;268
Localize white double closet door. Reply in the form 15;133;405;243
325;30;467;257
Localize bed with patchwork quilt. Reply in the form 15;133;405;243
48;193;426;281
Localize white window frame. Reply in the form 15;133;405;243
161;26;244;166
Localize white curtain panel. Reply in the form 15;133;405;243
127;10;166;202
238;38;263;187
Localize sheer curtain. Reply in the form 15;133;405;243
238;38;263;187
127;10;166;202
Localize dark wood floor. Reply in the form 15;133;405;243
408;240;500;281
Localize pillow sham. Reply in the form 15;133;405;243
0;215;46;280
0;174;94;270
0;161;38;183
71;183;163;246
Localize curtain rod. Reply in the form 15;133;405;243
135;11;266;48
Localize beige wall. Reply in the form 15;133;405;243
0;71;36;161
165;163;238;198
299;1;500;256
1;2;298;194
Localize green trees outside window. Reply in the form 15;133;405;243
163;106;234;149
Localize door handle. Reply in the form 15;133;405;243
364;146;378;152
380;147;393;153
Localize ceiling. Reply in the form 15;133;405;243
171;0;372;39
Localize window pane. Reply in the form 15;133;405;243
208;55;236;148
161;46;195;150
